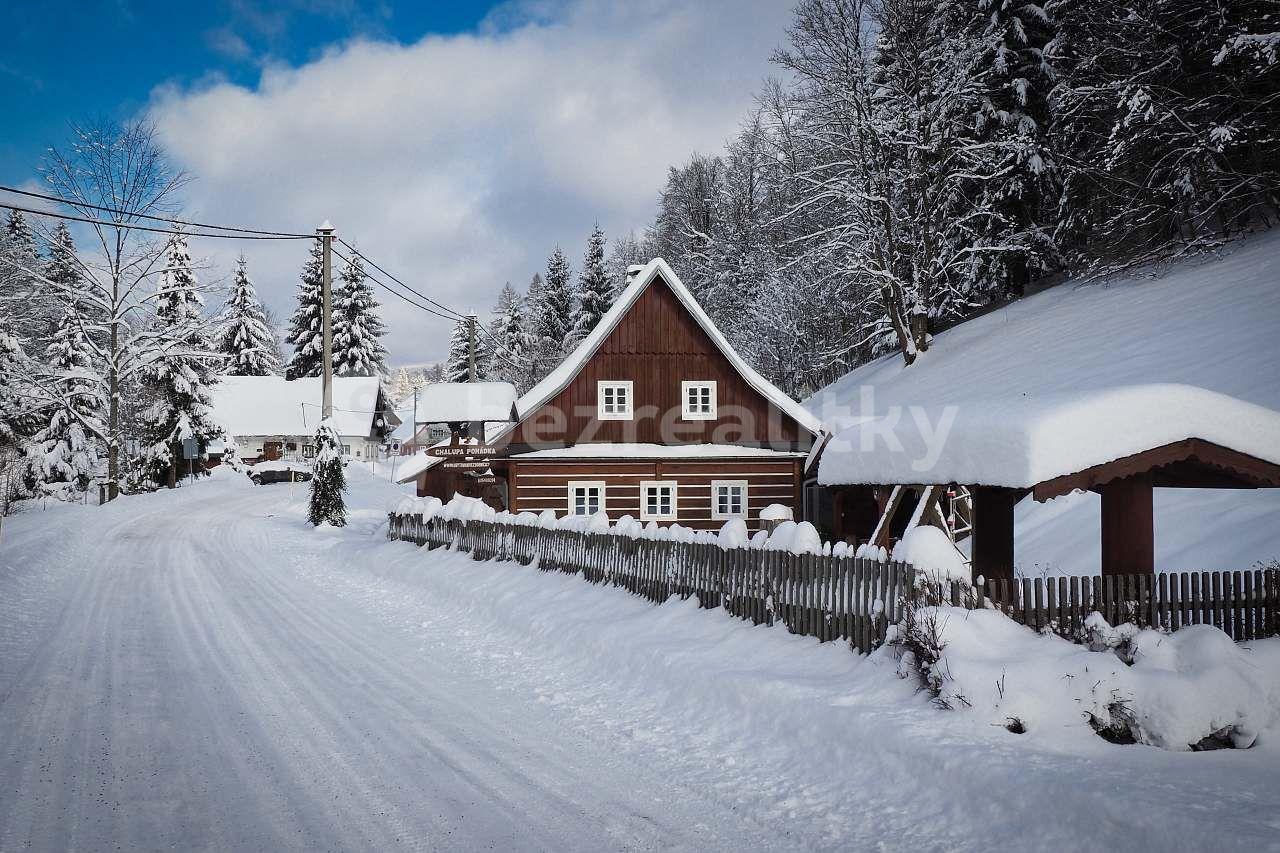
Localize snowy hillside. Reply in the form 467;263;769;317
807;231;1280;576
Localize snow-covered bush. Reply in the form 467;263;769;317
308;418;346;527
880;605;1280;750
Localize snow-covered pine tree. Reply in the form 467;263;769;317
308;417;346;527
488;282;531;391
389;366;413;402
1;209;53;346
1049;0;1280;265
570;226;611;345
140;234;221;484
527;248;574;378
332;251;388;377
217;255;282;376
0;316;33;513
444;316;474;382
284;241;325;379
23;295;105;498
946;0;1059;302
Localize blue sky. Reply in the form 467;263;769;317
0;0;790;365
0;1;503;182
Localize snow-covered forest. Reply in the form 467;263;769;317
465;0;1279;398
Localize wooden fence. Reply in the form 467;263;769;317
975;571;1280;642
387;514;1280;650
388;513;910;653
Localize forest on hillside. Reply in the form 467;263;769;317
479;0;1278;399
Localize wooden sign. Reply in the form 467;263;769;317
440;460;492;470
429;444;500;458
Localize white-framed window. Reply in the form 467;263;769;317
597;380;633;420
640;480;678;521
711;480;748;520
681;381;717;420
567;481;606;516
303;445;316;459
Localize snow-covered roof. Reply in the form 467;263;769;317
817;384;1280;489
492;258;822;441
211;375;388;439
415;382;517;423
810;231;1280;489
509;443;806;460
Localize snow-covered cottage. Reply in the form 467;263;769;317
210;375;400;463
397;259;822;530
806;231;1280;580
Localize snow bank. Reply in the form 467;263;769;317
888;605;1280;750
892;525;969;584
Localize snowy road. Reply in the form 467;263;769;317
0;475;770;851
2;469;1279;852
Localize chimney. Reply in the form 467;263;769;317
625;264;646;286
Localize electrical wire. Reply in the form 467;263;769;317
0;184;313;238
334;239;526;372
0;201;311;240
336;238;467;320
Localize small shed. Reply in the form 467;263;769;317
816;385;1280;580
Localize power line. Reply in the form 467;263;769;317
337;238;467;321
330;246;459;323
334;239;525;370
0;201;310;241
0;184;313;238
332;246;525;375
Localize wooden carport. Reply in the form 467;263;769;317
970;438;1280;581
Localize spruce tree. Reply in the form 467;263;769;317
2;209;50;345
218;256;282;376
140;234;221;482
24;297;105;497
308;418;346;527
488;283;531;391
332;251;388;377
570;225;611;344
285;241;325;379
527;248;574;378
444;316;474;382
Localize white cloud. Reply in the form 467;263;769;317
148;0;790;365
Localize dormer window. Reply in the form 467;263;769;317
681;381;716;420
597;380;633;420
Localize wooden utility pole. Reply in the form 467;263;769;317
318;221;335;420
466;313;477;383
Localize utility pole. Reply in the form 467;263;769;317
318;221;335;420
412;387;418;451
466;313;477;383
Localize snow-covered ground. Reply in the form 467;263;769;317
808;231;1280;576
3;467;1279;851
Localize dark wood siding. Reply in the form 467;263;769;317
509;272;809;450
509;458;803;531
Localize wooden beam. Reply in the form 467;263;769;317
1101;473;1154;576
971;486;1017;584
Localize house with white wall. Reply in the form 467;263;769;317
210;375;400;463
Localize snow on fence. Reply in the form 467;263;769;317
387;512;910;654
386;511;1280;649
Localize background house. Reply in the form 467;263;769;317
211;375;400;463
